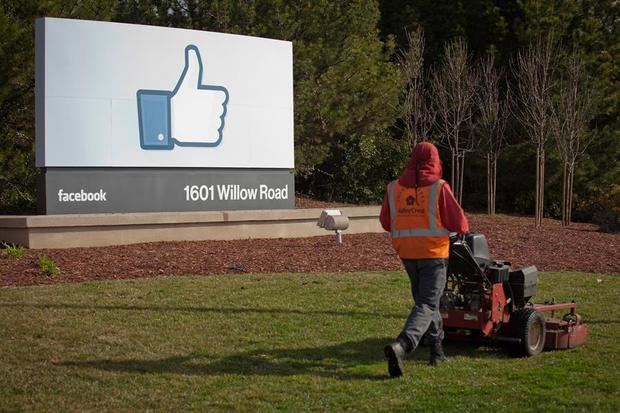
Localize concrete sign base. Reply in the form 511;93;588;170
0;206;382;249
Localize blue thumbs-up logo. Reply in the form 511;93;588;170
137;45;229;150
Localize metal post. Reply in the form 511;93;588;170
335;230;343;244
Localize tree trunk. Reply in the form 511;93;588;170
451;147;456;196
561;162;568;226
487;155;491;216
564;165;571;226
567;164;574;226
534;147;545;228
459;153;465;204
455;152;461;204
492;156;497;216
535;147;540;227
539;149;545;227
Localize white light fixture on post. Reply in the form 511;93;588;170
317;209;349;244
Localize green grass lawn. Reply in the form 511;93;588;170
1;272;618;412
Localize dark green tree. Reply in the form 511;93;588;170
379;0;519;65
0;6;36;211
0;0;117;212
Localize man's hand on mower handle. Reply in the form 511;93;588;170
449;232;469;245
450;232;468;241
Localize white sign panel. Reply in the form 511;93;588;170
35;18;294;168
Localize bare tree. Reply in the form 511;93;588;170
512;35;556;227
476;54;508;216
398;28;435;147
551;52;594;226
431;38;478;203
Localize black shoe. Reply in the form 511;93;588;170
429;341;448;366
384;341;406;378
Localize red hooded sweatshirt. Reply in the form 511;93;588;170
379;142;469;233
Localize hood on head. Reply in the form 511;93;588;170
399;141;443;187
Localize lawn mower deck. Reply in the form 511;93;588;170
440;233;588;356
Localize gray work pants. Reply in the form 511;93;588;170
398;258;448;351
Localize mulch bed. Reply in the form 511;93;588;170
1;212;618;288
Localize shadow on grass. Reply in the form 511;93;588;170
0;302;403;320
60;338;508;381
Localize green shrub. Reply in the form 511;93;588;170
1;242;26;258
574;184;620;232
37;255;60;277
305;132;410;204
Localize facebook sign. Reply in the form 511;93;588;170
35;18;294;214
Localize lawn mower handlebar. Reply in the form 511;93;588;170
449;232;468;242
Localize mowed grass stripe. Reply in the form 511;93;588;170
0;272;618;412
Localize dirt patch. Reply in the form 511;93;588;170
1;213;618;287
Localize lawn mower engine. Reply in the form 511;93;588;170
440;233;588;356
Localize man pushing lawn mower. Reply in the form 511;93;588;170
380;141;468;378
380;142;588;378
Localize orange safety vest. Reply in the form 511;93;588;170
387;179;450;259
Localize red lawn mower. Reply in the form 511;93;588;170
440;233;588;356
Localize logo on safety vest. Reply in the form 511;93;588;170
396;188;425;214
